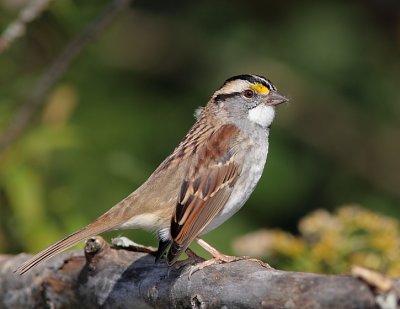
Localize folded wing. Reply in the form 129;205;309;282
167;124;241;264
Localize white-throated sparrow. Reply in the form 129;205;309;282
16;74;287;274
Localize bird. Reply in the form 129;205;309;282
15;74;288;275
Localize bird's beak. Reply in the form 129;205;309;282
266;90;288;106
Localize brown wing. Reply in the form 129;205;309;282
167;124;241;264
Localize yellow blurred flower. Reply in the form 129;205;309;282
234;206;400;276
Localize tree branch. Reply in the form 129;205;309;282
0;0;132;154
1;236;399;308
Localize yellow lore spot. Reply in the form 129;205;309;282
250;83;269;94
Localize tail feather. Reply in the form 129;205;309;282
167;240;185;265
155;238;171;262
15;219;118;275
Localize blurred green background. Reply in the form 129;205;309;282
0;0;399;268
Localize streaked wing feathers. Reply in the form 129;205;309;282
167;124;241;264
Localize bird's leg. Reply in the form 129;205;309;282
185;238;241;277
187;238;269;277
196;238;241;262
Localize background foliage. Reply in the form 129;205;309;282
0;0;399;274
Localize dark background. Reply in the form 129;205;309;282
0;0;399;260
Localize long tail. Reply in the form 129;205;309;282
15;213;124;275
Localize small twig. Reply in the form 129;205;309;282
0;0;132;154
0;0;53;54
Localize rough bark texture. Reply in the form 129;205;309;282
1;236;399;309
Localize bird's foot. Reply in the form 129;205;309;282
185;238;256;277
188;253;245;277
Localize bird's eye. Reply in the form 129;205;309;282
243;89;254;99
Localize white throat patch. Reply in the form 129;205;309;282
248;104;275;128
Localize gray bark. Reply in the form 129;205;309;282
1;236;399;309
